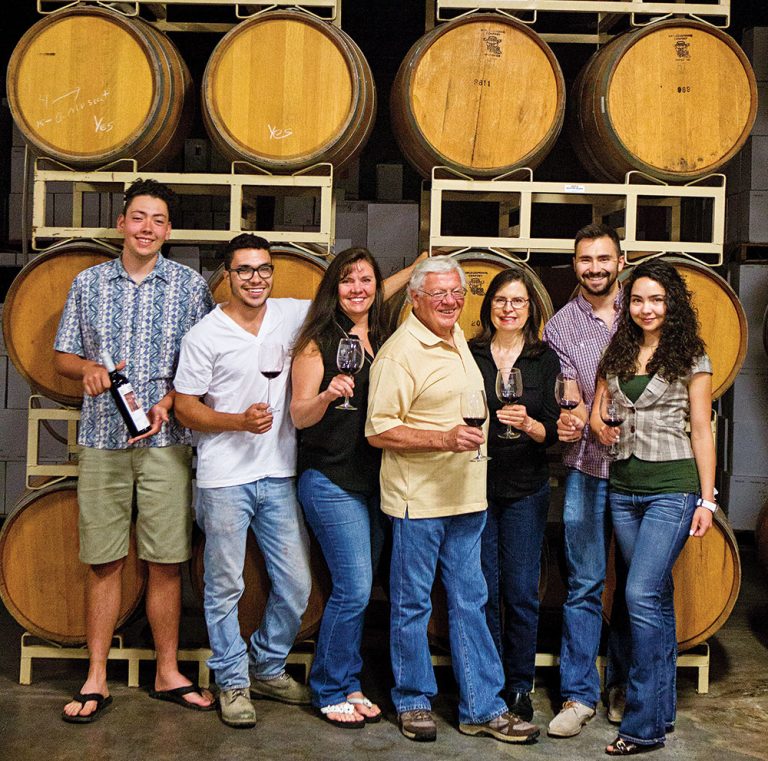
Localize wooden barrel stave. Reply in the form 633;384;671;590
7;7;192;170
571;20;758;183
391;14;565;179
0;481;146;645
2;243;117;406
202;11;375;172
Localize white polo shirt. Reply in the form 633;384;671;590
174;299;309;488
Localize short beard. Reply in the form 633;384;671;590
579;272;617;297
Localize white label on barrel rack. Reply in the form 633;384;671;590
564;185;586;193
118;383;151;430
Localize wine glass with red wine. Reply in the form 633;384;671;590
336;338;365;410
554;373;581;417
600;392;625;459
259;342;284;412
460;389;490;462
495;367;523;440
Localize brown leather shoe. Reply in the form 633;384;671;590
459;711;540;743
398;709;437;742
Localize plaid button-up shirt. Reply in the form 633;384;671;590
543;290;623;479
55;255;214;449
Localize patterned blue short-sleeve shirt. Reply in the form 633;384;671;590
55;255;214;449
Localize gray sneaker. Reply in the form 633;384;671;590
547;700;596;737
607;686;626;725
459;711;540;743
219;687;256;728
398;709;437;742
250;671;311;705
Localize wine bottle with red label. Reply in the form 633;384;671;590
101;350;152;438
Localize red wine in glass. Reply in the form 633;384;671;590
496;367;523;439
261;370;280;380
460;390;490;462
336;338;365;410
600;395;625;458
462;416;487;429
259;343;284;412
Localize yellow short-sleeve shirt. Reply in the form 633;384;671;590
365;312;488;519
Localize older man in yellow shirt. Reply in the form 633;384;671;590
366;257;540;745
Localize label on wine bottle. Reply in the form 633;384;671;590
117;383;151;430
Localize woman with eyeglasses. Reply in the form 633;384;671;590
290;247;420;729
468;267;560;724
589;260;714;756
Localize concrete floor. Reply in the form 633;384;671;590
0;545;766;761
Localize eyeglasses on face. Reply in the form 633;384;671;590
227;264;275;281
491;296;529;310
417;287;467;302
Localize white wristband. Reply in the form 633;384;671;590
696;497;717;513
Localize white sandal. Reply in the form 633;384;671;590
347;695;382;723
319;701;365;729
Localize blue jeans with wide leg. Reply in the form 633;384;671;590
298;469;385;709
390;510;508;725
196;477;312;690
481;482;550;693
610;491;697;746
560;468;630;708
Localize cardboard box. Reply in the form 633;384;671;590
727;263;768;369
367;203;419;265
721;471;768;530
743;27;768;81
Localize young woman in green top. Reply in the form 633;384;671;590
589;260;715;756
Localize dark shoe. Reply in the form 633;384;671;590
606;686;626;725
148;684;216;711
61;692;113;724
606;737;664;755
459;711;540;744
398;709;437;742
506;690;534;722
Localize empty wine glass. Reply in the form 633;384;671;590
460;389;489;462
600;392;625;459
336;338;365;410
259;342;284;412
495;367;523;440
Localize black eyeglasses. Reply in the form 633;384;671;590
227;264;274;281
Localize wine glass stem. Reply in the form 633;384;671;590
267;381;271;410
506;424;513;437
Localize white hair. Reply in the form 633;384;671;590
406;257;466;303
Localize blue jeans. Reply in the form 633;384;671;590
560;468;629;707
298;469;384;708
610;491;696;746
390;510;508;725
481;482;550;693
196;477;312;689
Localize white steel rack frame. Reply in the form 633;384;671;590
434;0;731;27
31;160;336;254
37;0;341;26
427;167;727;266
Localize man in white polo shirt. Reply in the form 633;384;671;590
174;234;312;728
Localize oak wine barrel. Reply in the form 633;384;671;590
603;509;741;651
207;245;329;304
571;19;758;183
395;251;553;343
7;7;193;169
191;531;330;644
202;10;376;172
0;481;147;645
391;14;565;179
2;243;117;406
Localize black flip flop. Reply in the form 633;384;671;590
318;703;366;729
62;692;113;724
606;737;664;756
148;684;216;712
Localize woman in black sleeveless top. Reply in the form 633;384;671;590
291;247;415;728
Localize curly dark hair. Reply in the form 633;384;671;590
598;259;705;383
122;178;178;223
293;247;388;356
469;265;547;357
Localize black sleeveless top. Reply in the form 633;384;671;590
296;311;381;496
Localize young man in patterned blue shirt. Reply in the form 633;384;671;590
55;179;215;723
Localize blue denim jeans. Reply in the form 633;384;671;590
560;468;629;707
610;491;697;746
196;477;312;690
298;469;385;708
390;510;508;725
481;482;550;693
